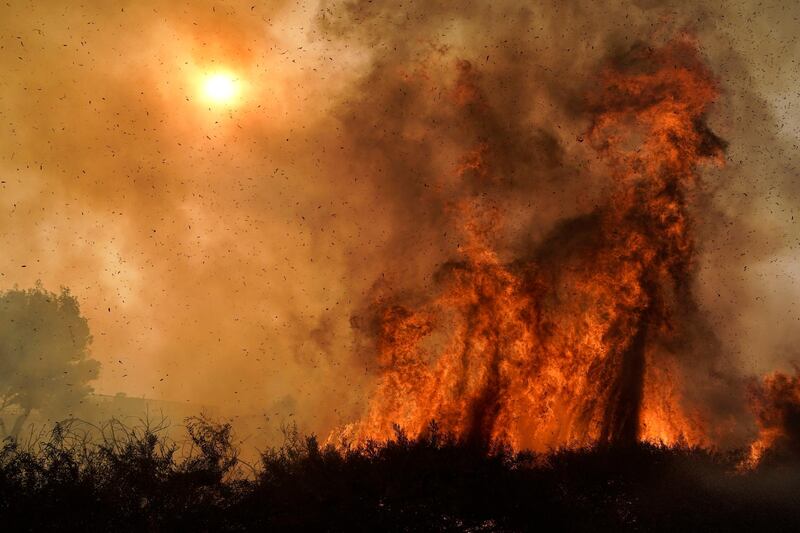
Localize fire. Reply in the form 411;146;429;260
339;39;730;452
744;369;800;467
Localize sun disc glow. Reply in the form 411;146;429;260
202;73;239;104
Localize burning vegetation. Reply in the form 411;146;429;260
343;39;751;455
746;369;800;467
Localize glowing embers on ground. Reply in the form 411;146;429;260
341;40;729;452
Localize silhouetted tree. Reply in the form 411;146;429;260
0;284;100;439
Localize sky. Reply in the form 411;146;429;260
1;0;799;440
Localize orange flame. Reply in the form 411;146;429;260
343;39;728;452
743;369;800;468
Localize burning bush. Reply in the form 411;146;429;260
746;369;800;466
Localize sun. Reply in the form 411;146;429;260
201;72;239;105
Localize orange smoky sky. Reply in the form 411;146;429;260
1;0;799;442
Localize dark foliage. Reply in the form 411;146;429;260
1;419;798;532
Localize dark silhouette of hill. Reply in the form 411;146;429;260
1;418;798;532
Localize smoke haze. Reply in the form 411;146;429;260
1;0;798;445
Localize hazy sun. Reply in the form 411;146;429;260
201;73;239;105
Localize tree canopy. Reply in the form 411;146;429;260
0;285;100;438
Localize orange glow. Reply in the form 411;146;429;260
201;72;240;105
743;370;800;468
337;39;729;452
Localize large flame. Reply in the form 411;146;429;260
339;39;731;452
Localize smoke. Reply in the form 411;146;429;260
0;0;364;438
1;0;798;446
